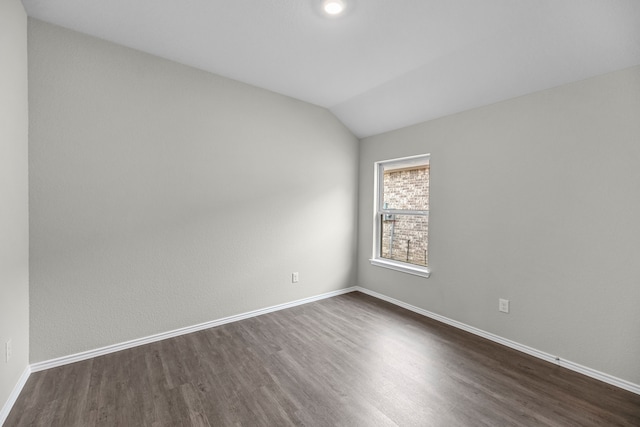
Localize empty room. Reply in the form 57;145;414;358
1;0;640;425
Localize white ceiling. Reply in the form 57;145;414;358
21;0;640;138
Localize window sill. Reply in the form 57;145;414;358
369;258;431;278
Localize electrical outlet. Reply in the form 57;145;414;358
499;298;510;313
5;339;11;363
292;272;299;283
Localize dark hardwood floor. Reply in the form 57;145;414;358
6;291;640;426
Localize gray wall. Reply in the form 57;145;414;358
0;0;30;412
29;20;359;362
358;66;640;385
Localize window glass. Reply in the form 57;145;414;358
382;165;429;211
371;154;430;277
380;214;428;267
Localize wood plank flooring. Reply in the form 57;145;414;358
6;291;640;426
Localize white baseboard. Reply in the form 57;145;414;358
353;286;640;396
0;365;31;426
9;283;638;423
30;287;357;373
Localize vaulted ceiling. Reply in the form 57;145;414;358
21;0;640;138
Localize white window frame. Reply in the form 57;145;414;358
370;154;430;278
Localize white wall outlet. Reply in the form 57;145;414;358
499;298;510;313
292;272;299;283
5;339;11;363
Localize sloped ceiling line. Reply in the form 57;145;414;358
21;0;640;137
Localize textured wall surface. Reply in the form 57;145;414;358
28;20;359;362
0;0;30;412
358;66;640;385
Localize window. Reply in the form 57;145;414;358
370;154;430;278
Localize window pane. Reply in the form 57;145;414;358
380;214;428;267
382;165;429;211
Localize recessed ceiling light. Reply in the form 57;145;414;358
323;0;345;16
